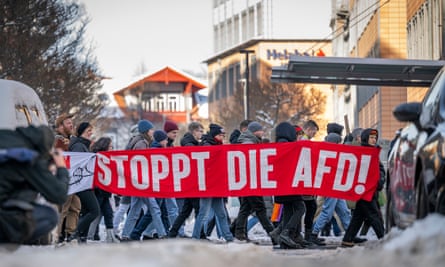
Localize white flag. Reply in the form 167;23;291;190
64;152;96;195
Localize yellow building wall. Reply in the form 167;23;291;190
356;0;408;141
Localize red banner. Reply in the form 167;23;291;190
93;141;381;201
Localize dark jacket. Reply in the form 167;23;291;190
201;134;222;146
68;136;91;152
273;122;301;203
229;129;241;144
0;125;69;205
274;122;297;143
361;128;385;192
180;132;200;146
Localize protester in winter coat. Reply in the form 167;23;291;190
67;122;100;243
192;123;234;242
229;119;252;144
308;132;351;245
341;128;385;247
121;120;168;240
269;122;308;249
86;137;120;243
233;121;275;242
54;113;81;244
0;125;69;244
300;119;320;243
164;120;179;147
168;122;204;238
130;130;178;240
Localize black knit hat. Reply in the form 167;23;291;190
327;122;344;136
77;122;91;137
209;123;225;137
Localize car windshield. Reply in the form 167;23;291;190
420;68;445;126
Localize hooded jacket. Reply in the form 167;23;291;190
0;125;69;205
360;128;385;192
273;122;301;203
274;122;297;143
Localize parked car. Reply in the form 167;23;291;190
386;66;445;230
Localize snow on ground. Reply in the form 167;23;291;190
1;214;445;267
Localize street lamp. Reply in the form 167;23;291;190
240;49;254;120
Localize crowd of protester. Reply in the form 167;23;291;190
1;114;386;248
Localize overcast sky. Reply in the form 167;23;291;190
80;0;332;96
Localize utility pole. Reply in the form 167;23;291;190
240;49;254;120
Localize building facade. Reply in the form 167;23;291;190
330;0;407;143
212;0;316;53
205;39;332;134
113;66;207;126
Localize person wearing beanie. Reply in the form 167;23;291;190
163;120;179;147
326;122;344;136
138;119;154;134
192;122;233;242
125;119;155;150
66;121;100;243
233;120;275;243
129;129;179;241
69;122;93;152
152;130;168;148
247;121;264;134
203;123;226;145
122;119;168;241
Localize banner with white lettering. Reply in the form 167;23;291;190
93;141;381;201
64;152;96;195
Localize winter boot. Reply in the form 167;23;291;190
106;229;120;243
292;232;314;248
269;227;281;246
279;229;302;249
308;233;326;246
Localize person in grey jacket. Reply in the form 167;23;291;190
233;122;275;243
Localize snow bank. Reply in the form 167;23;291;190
1;214;445;267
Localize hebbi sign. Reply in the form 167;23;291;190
94;141;380;201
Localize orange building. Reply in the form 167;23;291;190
113;66;207;125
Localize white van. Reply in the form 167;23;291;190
0;79;48;129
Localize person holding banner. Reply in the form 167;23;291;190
168;122;204;238
300;119;321;244
67;122;100;243
308;130;352;245
130;130;178;240
270;121;309;249
233;121;275;243
121;120;168;240
54;113;81;244
88;137;120;243
191;123;234;242
341;128;385;247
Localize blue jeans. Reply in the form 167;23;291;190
312;198;350;234
192;198;233;241
122;197;166;238
141;198;178;237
